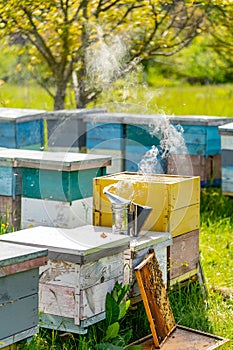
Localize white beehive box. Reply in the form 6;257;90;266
0;225;129;334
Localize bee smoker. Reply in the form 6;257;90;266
103;189;152;237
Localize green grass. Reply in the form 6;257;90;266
1;82;233;118
94;83;233;117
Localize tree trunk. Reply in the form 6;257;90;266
53;80;67;110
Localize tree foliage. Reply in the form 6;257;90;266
0;0;207;110
205;1;233;81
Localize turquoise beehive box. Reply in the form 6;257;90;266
0;149;111;229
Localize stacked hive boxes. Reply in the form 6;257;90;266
0;108;45;150
0;149;111;229
93;172;200;286
218;122;233;196
0;241;47;348
168;116;233;187
0;225;129;334
0;154;21;229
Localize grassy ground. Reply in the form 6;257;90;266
1;82;233;117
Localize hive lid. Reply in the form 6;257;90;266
96;171;200;184
0;241;47;270
0;107;45;122
218;122;233;135
168;115;233;126
0;148;111;170
0;225;129;263
130;231;172;252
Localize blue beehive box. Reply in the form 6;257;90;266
84;112;162;174
0;108;45;150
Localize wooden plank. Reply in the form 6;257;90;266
168;230;199;280
168;153;221;186
126;124;160;146
169;268;199;286
206;126;222;155
222;166;233;195
16;120;43;148
222;150;233;167
79;253;124;290
39;283;76;319
0;241;47;270
47;119;85;148
0;168;21;197
39;313;88;334
22;168;70;201
0;256;47;277
39;253;124;290
0;295;38;339
0;195;21;229
0;326;38;349
168;203;200;237
167;154;210;182
0;123;16;148
80;277;121;321
134;251;176;348
86;123;124;150
0;268;38;304
21;196;93;228
22;167;104;202
220;135;233;150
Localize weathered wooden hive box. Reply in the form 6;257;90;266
168;115;233;187
93;172;200;237
93;172;200;285
43;109;105;152
0;108;45;150
168;229;200;286
0;241;47;348
218;122;233;197
0;225;129;334
0;148;111;229
0;150;22;229
124;231;172;300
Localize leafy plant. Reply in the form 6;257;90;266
96;282;131;349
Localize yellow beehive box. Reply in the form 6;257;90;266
93;172;200;237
